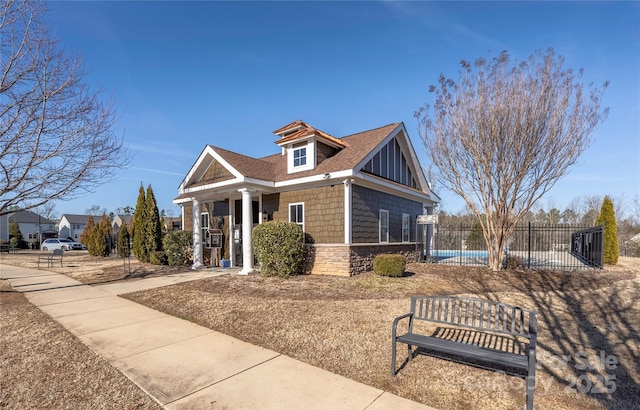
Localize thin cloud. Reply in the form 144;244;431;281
127;143;194;159
130;166;184;176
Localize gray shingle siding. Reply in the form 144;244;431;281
351;185;423;243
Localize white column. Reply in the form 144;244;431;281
191;198;205;269
344;179;352;244
230;199;236;267
239;188;254;275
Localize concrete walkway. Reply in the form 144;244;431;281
1;264;434;410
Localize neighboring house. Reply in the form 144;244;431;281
0;210;57;247
112;215;134;236
164;216;182;232
174;120;439;276
58;214;91;242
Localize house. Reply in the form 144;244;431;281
174;120;439;276
112;214;134;236
58;214;91;242
163;216;182;232
0;210;57;247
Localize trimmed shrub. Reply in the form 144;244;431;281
149;250;168;265
373;254;405;277
595;196;619;265
504;255;524;270
163;230;193;266
252;221;304;278
117;225;131;258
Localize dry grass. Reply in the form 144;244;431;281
0;279;162;409
123;260;640;410
1;251;638;409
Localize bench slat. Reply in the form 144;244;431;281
397;332;529;370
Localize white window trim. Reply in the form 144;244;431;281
286;140;315;173
201;212;210;247
402;213;410;243
293;146;307;167
289;202;304;232
379;209;389;243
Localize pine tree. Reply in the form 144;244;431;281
466;222;485;250
98;213;112;256
117;224;131;258
8;218;26;248
87;222;100;256
132;184;148;262
595;196;619;265
145;185;163;252
80;216;95;246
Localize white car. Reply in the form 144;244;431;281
41;238;74;251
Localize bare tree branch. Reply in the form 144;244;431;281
0;0;130;216
417;49;608;271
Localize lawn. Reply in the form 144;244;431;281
121;259;640;410
2;251;638;409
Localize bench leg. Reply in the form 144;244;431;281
391;340;396;376
526;370;535;410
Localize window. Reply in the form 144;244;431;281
379;210;389;243
293;146;306;167
201;213;210;247
402;214;410;242
289;203;304;230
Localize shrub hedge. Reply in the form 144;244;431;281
163;230;193;266
252;221;304;278
373;254;405;277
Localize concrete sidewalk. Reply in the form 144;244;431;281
1;264;434;410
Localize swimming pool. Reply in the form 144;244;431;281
431;250;489;258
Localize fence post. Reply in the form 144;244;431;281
527;222;531;269
459;225;463;266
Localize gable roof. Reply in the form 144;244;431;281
9;210;56;225
60;214;91;224
176;121;436;202
113;215;134;227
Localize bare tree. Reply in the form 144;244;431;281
417;49;608;271
34;201;57;221
85;205;107;216
0;0;130;216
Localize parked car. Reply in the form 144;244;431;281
69;241;87;250
41;238;74;251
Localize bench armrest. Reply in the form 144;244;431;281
392;312;414;340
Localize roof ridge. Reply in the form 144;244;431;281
341;122;401;139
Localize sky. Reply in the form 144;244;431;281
43;1;639;218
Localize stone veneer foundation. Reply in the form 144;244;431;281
302;243;421;276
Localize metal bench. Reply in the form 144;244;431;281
391;295;537;410
37;249;64;268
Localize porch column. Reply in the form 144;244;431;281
239;188;254;275
191;198;205;269
343;179;352;244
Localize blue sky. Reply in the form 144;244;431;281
45;1;639;218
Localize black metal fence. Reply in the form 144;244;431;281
429;223;604;270
570;226;604;268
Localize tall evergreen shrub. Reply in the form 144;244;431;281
117;224;131;257
145;185;163;252
80;216;95;246
595;196;619;265
132;184;148;262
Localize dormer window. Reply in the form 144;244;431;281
274;120;346;174
293;144;307;167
